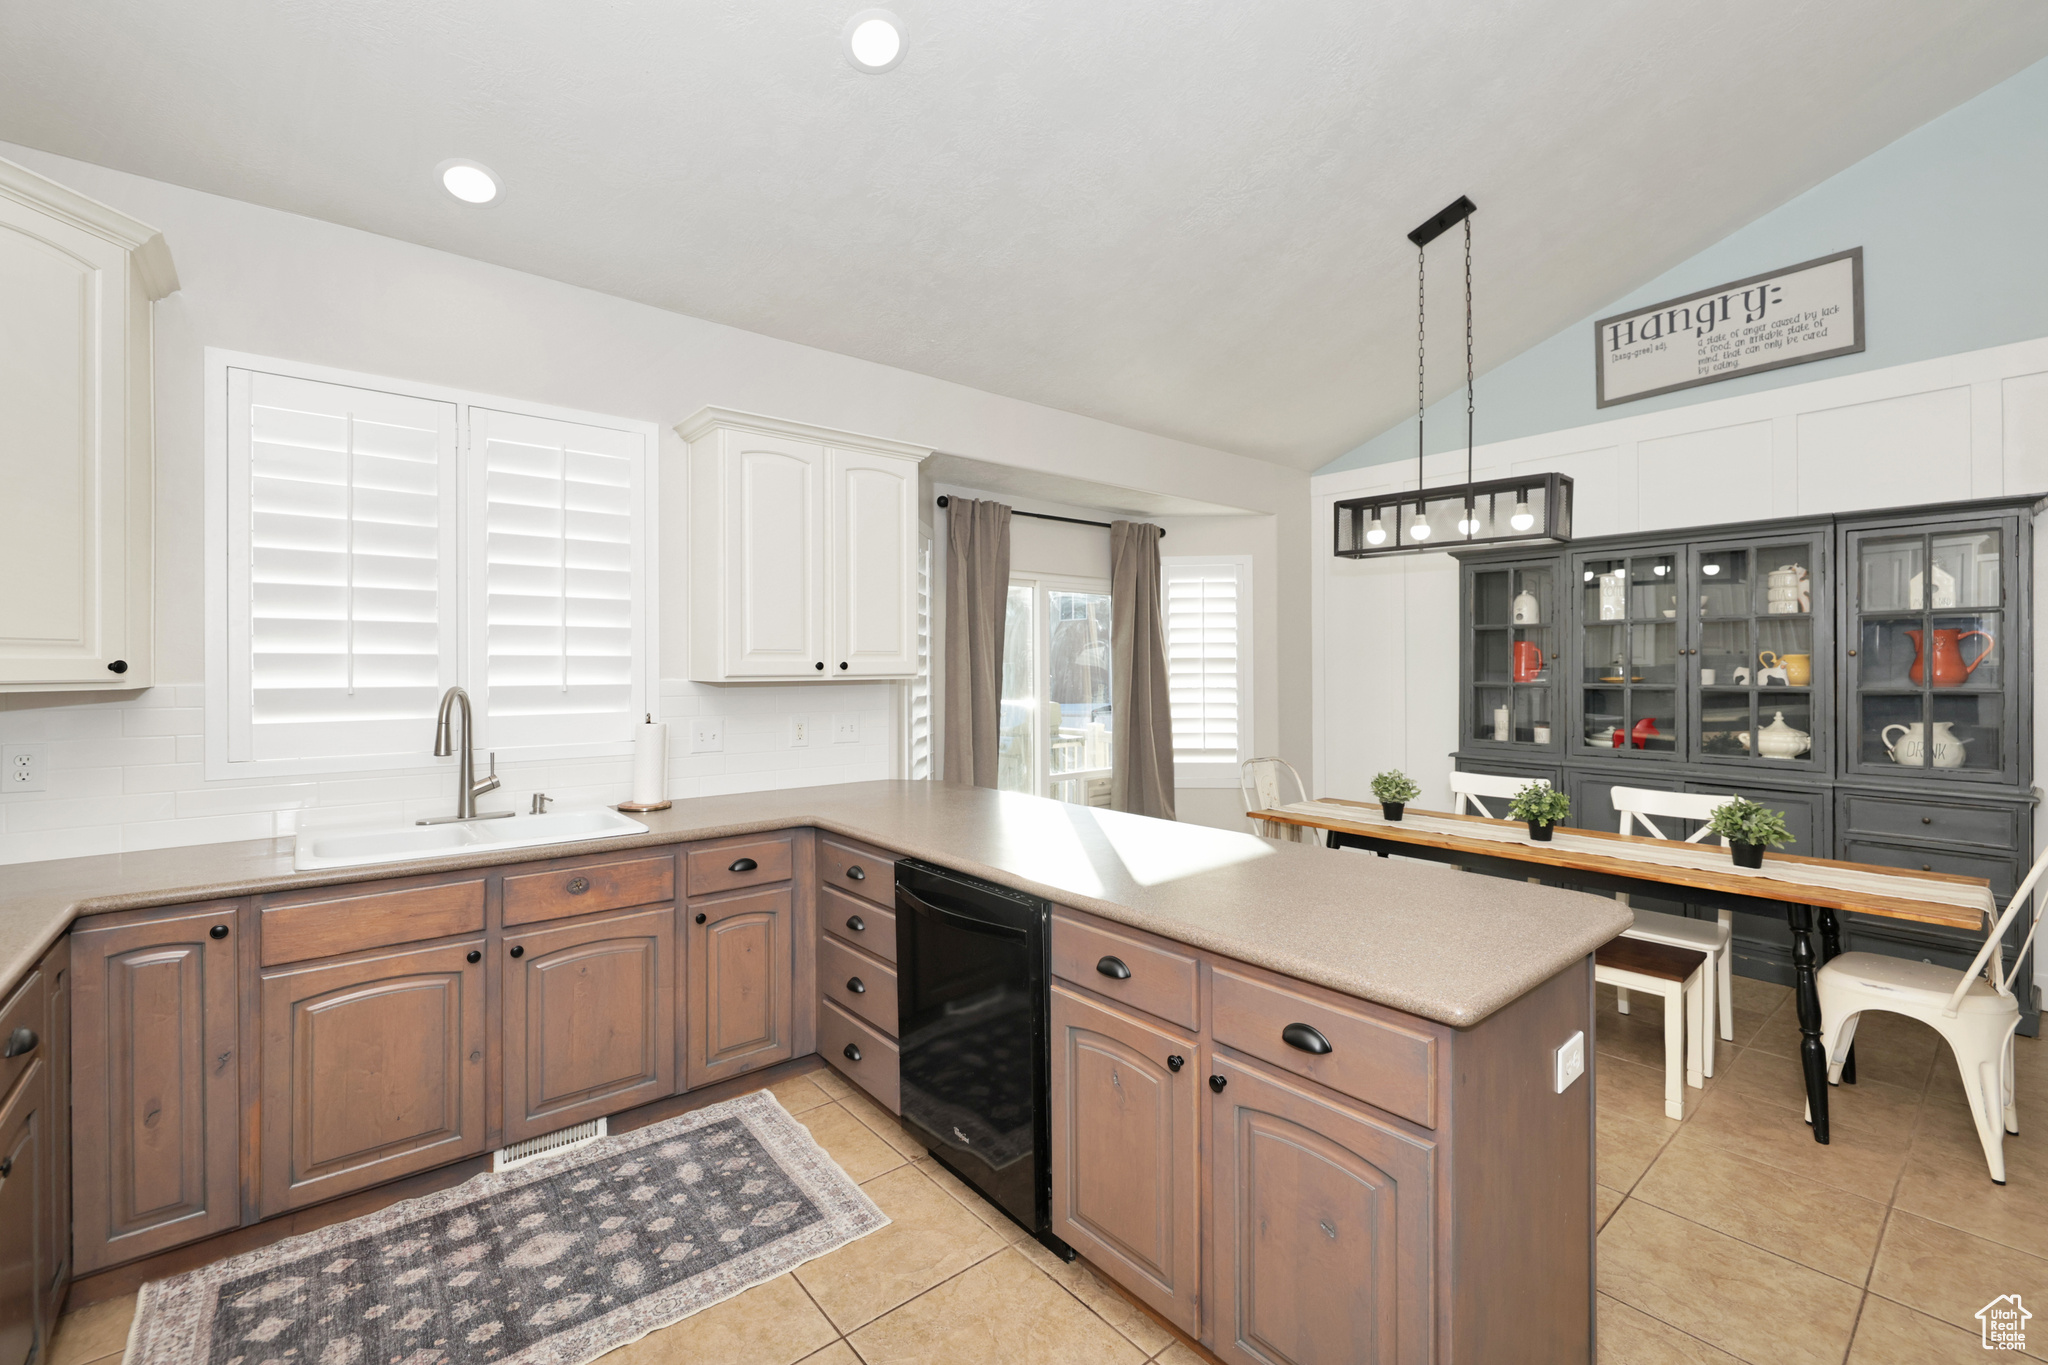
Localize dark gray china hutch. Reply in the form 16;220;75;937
1451;494;2044;1031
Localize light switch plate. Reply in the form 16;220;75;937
690;720;724;754
1554;1030;1586;1094
3;744;45;793
834;715;859;743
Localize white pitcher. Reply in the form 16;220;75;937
1882;721;1970;768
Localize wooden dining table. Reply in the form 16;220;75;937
1249;797;1998;1145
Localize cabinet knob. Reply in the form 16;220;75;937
1847;649;1857;657
107;659;128;674
695;912;707;924
510;945;525;958
846;914;866;933
843;1043;863;1063
566;876;590;894
1282;1022;1334;1055
0;1157;9;1177
729;857;758;874
1922;864;1932;872
839;662;848;671
209;924;229;940
1923;816;1933;824
1208;1074;1228;1093
1166;1054;1184;1072
846;865;866;881
1096;955;1132;980
3;1027;37;1059
847;976;867;995
815;662;825;671
466;950;482;964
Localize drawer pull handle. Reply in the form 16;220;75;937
566;876;590;895
1209;1074;1228;1093
846;914;866;933
847;976;867;995
210;924;230;940
510;945;525;958
3;1027;37;1059
1282;1023;1333;1056
843;1043;863;1063
0;1156;9;1176
1166;1054;1184;1072
847;866;866;881
1096;956;1132;980
729;857;758;873
466;950;482;964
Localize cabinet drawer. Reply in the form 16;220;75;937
1842;796;2018;850
0;968;43;1108
1051;910;1199;1032
259;877;485;966
819;837;896;908
504;853;675;926
1841;839;2015;903
1211;965;1438;1129
822;883;896;964
818;998;900;1114
819;934;898;1036
687;834;793;896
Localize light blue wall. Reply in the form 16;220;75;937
1319;55;2048;475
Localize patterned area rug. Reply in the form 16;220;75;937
126;1091;887;1365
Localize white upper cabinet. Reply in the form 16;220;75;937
680;409;926;682
0;157;177;691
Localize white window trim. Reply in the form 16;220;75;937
1162;553;1252;788
203;348;660;780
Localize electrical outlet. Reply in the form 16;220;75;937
1554;1030;1586;1094
4;744;46;793
789;716;809;747
834;715;860;744
689;719;724;754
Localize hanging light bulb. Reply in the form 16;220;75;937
1457;503;1480;536
1364;516;1387;546
1408;507;1432;541
1509;499;1535;532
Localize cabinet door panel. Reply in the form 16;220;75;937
503;908;675;1142
1050;986;1200;1334
687;887;794;1087
259;941;485;1216
0;1061;45;1365
829;449;917;676
1209;1057;1433;1365
71;905;240;1273
727;435;825;676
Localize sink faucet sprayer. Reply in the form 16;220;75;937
418;686;513;825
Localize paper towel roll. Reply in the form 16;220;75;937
629;717;668;807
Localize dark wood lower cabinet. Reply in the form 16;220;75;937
1048;985;1201;1335
258;939;487;1217
0;1058;48;1365
503;907;676;1142
687;886;794;1088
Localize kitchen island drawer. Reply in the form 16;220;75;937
503;852;675;926
1841;796;2018;850
1051;909;1199;1032
819;837;895;908
819;934;898;1036
687;833;793;895
818;998;900;1114
1211;964;1438;1129
822;883;896;963
259;875;486;965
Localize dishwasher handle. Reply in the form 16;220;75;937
896;883;1030;941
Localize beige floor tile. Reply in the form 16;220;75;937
1597;1200;1863;1365
1869;1209;2048;1356
1594;1000;1690;1073
798;1102;911;1184
1894;1120;2048;1258
1729;975;1790;1015
796;1344;862;1365
1716;1046;1923;1145
1595;1294;1743;1363
1682;1084;1910;1202
794;1165;1008;1331
1848;1294;2019;1364
1150;1348;1207;1365
1632;1136;1887;1284
1599;1106;1679;1193
1013;1237;1176;1356
1596;1055;1691;1130
600;1273;837;1365
49;1295;137;1365
836;1091;929;1160
810;1066;855;1100
764;1071;837;1115
1597;1185;1625;1232
1749;1003;1939;1092
848;1247;1146;1365
912;1156;1029;1245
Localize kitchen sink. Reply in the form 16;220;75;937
293;807;649;872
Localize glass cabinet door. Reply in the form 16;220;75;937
1574;548;1682;758
1689;534;1828;770
1466;558;1560;751
1845;518;2017;782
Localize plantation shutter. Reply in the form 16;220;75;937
225;370;458;765
907;534;933;778
470;408;646;755
1162;560;1244;768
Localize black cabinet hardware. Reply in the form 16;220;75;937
846;914;866;933
3;1027;36;1059
1166;1055;1184;1072
846;865;866;881
839;662;848;670
729;857;758;873
466;950;482;964
209;924;230;940
1282;1022;1333;1055
509;945;524;958
815;661;825;671
1208;1074;1228;1093
107;659;128;674
1096;955;1131;980
847;976;867;994
695;912;707;924
0;1157;10;1177
566;876;589;894
843;1043;862;1063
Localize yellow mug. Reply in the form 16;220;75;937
1758;651;1812;686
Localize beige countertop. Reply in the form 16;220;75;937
0;780;1631;1027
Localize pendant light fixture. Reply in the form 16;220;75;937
1333;197;1575;558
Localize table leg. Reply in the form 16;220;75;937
1788;903;1829;1144
1817;905;1855;1085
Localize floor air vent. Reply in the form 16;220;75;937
493;1117;607;1172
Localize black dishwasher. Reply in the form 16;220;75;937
894;859;1069;1256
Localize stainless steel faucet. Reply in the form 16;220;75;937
418;686;512;825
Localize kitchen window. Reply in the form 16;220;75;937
999;575;1115;805
1162;556;1250;784
205;353;657;778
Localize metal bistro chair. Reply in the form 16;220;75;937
1607;787;1738;1074
1820;840;2048;1184
1239;757;1320;846
1449;770;1547;818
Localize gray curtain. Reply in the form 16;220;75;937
942;498;1012;788
1110;520;1175;819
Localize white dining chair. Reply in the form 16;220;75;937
1449;770;1546;819
1819;841;2048;1184
1239;758;1319;845
1607;787;1738;1069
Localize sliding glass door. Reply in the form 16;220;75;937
999;575;1114;804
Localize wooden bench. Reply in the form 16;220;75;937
1595;936;1708;1119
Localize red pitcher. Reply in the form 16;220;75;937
1512;641;1545;682
1907;628;1994;687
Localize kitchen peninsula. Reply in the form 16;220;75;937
0;781;1631;1364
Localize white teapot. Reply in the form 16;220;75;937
1755;712;1812;759
1883;721;1970;769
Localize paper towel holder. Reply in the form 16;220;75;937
618;711;674;812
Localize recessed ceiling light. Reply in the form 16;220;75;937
436;159;501;206
843;9;906;73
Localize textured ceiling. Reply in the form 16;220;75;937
2;2;2044;470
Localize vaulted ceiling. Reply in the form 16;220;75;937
3;2;2043;469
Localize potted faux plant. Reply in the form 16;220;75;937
1507;783;1571;842
1371;769;1420;821
1707;797;1794;868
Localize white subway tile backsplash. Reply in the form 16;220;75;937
6;792;176;832
175;735;205;764
122;813;280;852
123;706;204;737
175;782;319;819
